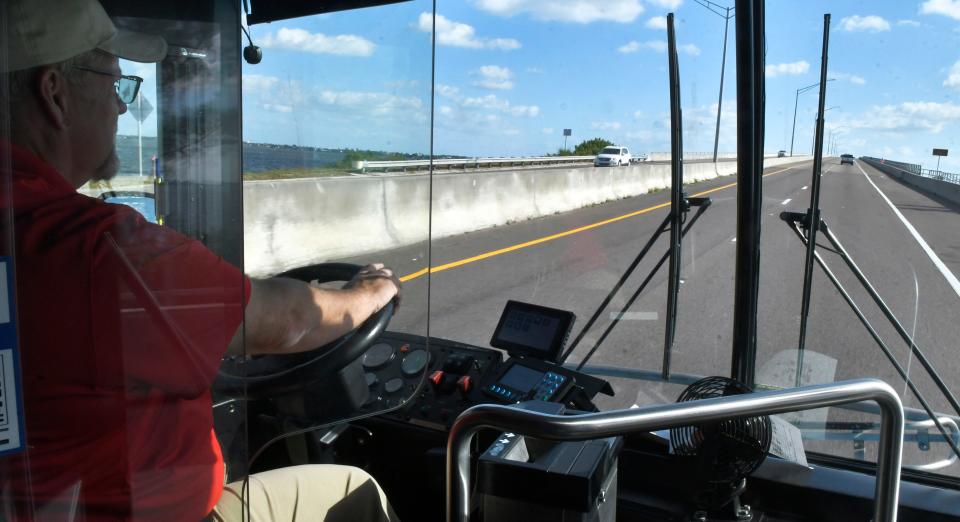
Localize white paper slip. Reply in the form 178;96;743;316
769;415;809;468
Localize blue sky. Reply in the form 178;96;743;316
119;0;960;172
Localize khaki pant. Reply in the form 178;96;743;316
209;464;399;522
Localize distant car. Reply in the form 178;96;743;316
777;150;787;158
594;146;632;167
840;154;854;165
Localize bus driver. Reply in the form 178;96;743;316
0;0;400;520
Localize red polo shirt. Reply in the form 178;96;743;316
0;143;250;520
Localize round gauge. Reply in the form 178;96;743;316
401;350;429;377
362;343;394;369
365;372;379;388
384;378;403;394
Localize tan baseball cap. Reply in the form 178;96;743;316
2;0;168;73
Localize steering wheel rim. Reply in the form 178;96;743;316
213;263;395;399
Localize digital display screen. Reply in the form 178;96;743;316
498;364;544;394
491;301;575;362
497;308;558;353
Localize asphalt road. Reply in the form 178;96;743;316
342;158;960;463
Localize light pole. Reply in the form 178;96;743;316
790;79;834;156
812;106;839;155
694;0;734;163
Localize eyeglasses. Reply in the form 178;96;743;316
73;66;144;104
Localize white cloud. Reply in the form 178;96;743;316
839;15;891;32
317;90;423;116
473;0;644;24
765;60;810;77
461;94;539;117
510;105;540;117
646;16;668;30
263;103;293;113
260;28;375;56
542;127;555;134
850;101;960;133
436;84;461;99
243;74;280;93
634;110;644;120
463;94;509;111
439;106;454;116
619;40;668;53
830;71;867;85
417;13;521;50
647;41;668;52
648;0;683;9
591;121;622;131
920;0;960;20
526;66;545;74
945;60;960;88
679;43;700;56
897;19;921;26
473;65;515;90
487;38;522;50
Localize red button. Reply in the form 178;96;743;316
400;344;410;353
429;370;444;387
457;375;473;393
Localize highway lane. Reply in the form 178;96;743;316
341;158;960;433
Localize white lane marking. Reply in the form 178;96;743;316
610;311;658;321
782;198;792;205
856;162;960;299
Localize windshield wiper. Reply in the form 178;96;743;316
559;16;712;377
780;212;960;464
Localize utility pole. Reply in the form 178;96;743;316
790;79;834;156
694;0;734;163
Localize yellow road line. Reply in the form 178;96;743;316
398;165;796;283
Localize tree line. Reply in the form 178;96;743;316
553;138;614;157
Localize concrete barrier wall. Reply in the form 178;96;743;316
861;158;960;207
244;157;811;276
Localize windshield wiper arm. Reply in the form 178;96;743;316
781;213;960;464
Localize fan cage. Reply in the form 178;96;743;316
669;376;773;479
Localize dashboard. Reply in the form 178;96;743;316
355;331;612;432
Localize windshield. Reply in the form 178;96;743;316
234;0;960;478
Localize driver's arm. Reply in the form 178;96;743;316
226;264;400;356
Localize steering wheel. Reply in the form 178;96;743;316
214;263;395;399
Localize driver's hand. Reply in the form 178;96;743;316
344;263;402;310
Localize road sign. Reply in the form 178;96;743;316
933;148;948;157
127;95;153;123
563;129;572;136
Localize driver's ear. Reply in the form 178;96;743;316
35;67;73;130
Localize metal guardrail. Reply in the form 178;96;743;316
922;169;960;185
355;152;797;173
446;378;904;522
354;156;596;173
862;156;959;185
862;157;922;175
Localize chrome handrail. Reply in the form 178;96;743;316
446;378;904;522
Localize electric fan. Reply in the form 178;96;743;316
669;376;772;522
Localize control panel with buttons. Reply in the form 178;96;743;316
482;359;573;404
